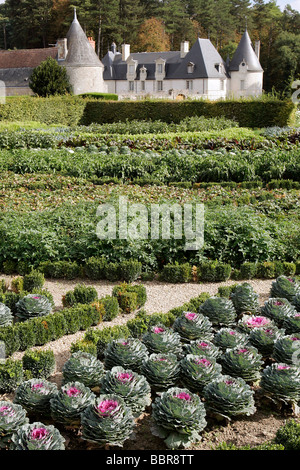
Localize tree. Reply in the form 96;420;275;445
29;57;72;97
135;17;170;52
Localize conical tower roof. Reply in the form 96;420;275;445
229;29;263;72
65;9;103;67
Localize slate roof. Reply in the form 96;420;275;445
229;29;263;72
0;67;33;87
65;9;103;68
102;38;228;81
0;47;58;69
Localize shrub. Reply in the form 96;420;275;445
100;366;151;417
275;419;300;450
62;351;105;389
172;311;214;342
230;283;260;314
16;321;36;351
142;324;183;357
0;303;14;327
198;260;231;282
274;261;296;277
11;276;24;294
160;263;191;283
0;401;29;449
180;354;222;393
62;284;98;308
219;346;264;383
29;57;71;97
213;328;249;352
239;262;257;280
22;349;56;379
50;381;96;426
14;378;58;416
80;394;135;448
272;334;300;364
70;339;97;357
270;276;300;302
22;270;45;292
256;261;276;279
92;325;131;360
118;259;142;282
112;283;147;312
199;296;237;327
10;421;65;450
0;326;20;356
101;295;120;321
259;363;300;406
104;337;148;372
104;262;120;282
15;294;52;321
203;375;256;420
38;260;80;279
0;359;24;394
151;387;207;449
140;353;180;392
84;256;107;280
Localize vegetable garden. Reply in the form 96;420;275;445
0;109;299;451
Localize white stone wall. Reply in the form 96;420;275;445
228;71;263;98
66;66;107;95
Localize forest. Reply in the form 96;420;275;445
0;0;299;94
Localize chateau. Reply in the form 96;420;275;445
0;10;263;100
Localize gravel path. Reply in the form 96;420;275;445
4;276;274;386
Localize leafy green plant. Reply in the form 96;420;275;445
100;366;151;417
248;325;284;357
213;328;249;352
184;339;221;360
0;401;29;449
0;303;14;327
10;421;65;450
275;419;300;450
62;351;105;389
29;56;71;97
282;311;300;335
84;256;107;280
230;283;260;314
22;349;56;379
142;324;183;356
62;284;98;308
160;263;191;283
80;394;135;448
23;270;45;292
270;276;300;302
219;346;264;383
173;311;213;342
151;387;207;449
237;314;276;334
14;378;58;416
50;382;96;426
272;334;300;364
259;363;300;406
261;297;297;327
140;353;180;392
104;337;148;372
199;296;237;327
0;359;24;394
15;294;52;321
180;354;222;393
203;375;256;420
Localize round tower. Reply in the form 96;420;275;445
228;29;263;98
63;9;107;95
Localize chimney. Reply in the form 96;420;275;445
255;40;260;60
111;42;117;54
88;37;96;50
180;41;189;58
56;38;68;60
122;44;130;61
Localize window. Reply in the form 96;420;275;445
186;80;193;90
220;80;225;91
141;81;145;91
129;81;134;92
157;63;163;74
187;63;194;74
240;80;245;91
157;81;163;91
128;64;135;74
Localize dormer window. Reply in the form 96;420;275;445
126;58;137;80
155;58;166;80
128;64;135;74
187;62;194;74
157;63;163;74
215;63;223;73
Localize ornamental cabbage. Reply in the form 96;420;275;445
230;283;260;314
104;337;148;373
50;381;96;426
100;366;151;417
260;363;300;405
249;325;285;358
292;294;300;312
237;314;275;334
219;346;264;383
15;294;52;321
142;324;183;356
203;375;256;419
0;401;29;449
270;276;300;302
14;378;58;416
199;297;237;327
151;387;207;449
140;353;180;392
62;351;105;389
213;328;249;352
180;354;222;393
80;394;135;448
282;312;300;335
10;422;65;450
0;304;14;327
261;298;297;327
272;334;300;365
172;311;213;342
184;339;221;360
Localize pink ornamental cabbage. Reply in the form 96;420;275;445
175;392;192;401
97;399;119;416
31;427;48;440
